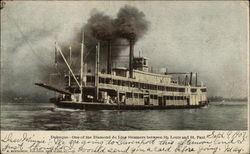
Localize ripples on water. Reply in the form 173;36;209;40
1;101;248;130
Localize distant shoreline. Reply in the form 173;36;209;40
209;99;248;102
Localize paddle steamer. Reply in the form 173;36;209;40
36;39;209;110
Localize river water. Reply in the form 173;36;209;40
1;101;248;130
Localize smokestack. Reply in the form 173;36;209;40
107;41;112;74
165;68;168;75
195;72;198;87
55;42;58;67
129;40;134;78
189;72;193;86
185;75;188;86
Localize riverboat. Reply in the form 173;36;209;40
36;39;209;110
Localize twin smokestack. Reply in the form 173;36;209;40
105;40;134;78
129;40;134;78
83;5;148;78
107;41;112;74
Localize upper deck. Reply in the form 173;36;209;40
63;56;206;95
65;68;207;95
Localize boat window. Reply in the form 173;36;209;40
126;92;132;98
179;88;185;92
113;80;118;85
166;96;169;100
124;81;129;87
99;77;105;83
139;83;142;88
135;82;139;88
118;80;121;86
121;80;125;86
162;86;166;91
139;94;143;98
154;95;158;99
86;76;95;83
128;81;131;87
201;88;207;92
142;83;145;89
87;76;91;82
134;93;139;98
191;88;197;93
163;96;166;100
150;95;153;99
106;78;112;84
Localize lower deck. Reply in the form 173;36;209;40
54;100;209;110
70;86;208;107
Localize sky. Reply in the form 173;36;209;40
1;1;248;98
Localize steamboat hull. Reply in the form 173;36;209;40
53;101;209;110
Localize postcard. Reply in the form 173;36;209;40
1;1;249;154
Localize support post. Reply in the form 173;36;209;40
117;91;119;104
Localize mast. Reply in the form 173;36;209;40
68;46;72;87
95;42;100;101
54;42;58;97
80;41;84;102
55;42;81;89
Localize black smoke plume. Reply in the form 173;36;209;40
55;5;149;77
115;5;149;41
